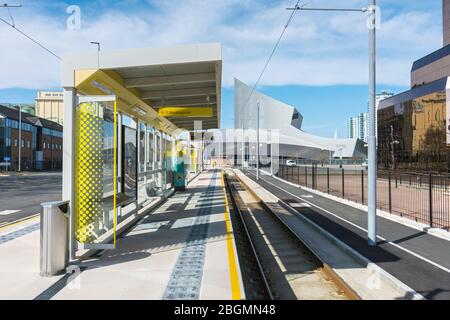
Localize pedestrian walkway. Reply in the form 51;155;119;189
0;169;242;300
243;168;450;300
0;216;63;300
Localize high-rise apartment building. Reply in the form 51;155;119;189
348;112;368;142
358;112;368;143
348;117;358;139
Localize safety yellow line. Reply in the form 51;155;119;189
221;172;242;300
0;214;39;232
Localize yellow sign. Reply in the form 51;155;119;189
159;107;213;118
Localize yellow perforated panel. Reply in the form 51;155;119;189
75;102;105;243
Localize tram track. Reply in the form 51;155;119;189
224;171;361;300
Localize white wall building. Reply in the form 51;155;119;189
35;91;64;125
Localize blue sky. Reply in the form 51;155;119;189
0;0;443;137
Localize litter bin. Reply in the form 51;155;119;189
40;201;69;277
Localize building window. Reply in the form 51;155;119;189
14;139;18;147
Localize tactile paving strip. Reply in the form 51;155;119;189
163;172;217;300
0;223;39;246
34;266;88;300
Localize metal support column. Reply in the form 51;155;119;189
242;124;245;170
367;0;378;246
63;88;77;261
256;100;260;180
270;141;273;176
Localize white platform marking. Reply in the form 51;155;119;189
0;210;20;216
289;203;312;208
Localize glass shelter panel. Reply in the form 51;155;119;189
74;98;117;247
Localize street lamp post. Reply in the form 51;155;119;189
288;1;378;246
390;125;400;170
242;124;245;170
269;140;273;176
256;100;260;180
17;105;22;172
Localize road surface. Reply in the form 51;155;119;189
0;172;62;226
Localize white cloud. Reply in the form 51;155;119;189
0;0;442;89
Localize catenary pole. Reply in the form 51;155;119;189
287;1;378;246
242;124;245;170
270;139;273;176
18;105;22;172
256;100;260;180
367;0;377;246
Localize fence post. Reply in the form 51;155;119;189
388;171;392;213
305;166;308;187
342;168;345;198
297;165;300;185
327;168;330;194
361;170;364;204
429;174;433;228
314;164;317;190
312;163;315;189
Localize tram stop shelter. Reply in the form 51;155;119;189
61;43;222;260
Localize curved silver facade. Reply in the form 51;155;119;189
234;79;367;160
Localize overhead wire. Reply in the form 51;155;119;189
236;0;307;122
0;7;62;60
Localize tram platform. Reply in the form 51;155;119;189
0;170;244;300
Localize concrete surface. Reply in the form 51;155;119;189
50;170;243;300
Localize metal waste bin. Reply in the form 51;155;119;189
40;201;69;277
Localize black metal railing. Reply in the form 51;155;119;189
276;164;450;230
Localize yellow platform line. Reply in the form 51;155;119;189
221;172;242;300
0;214;39;232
